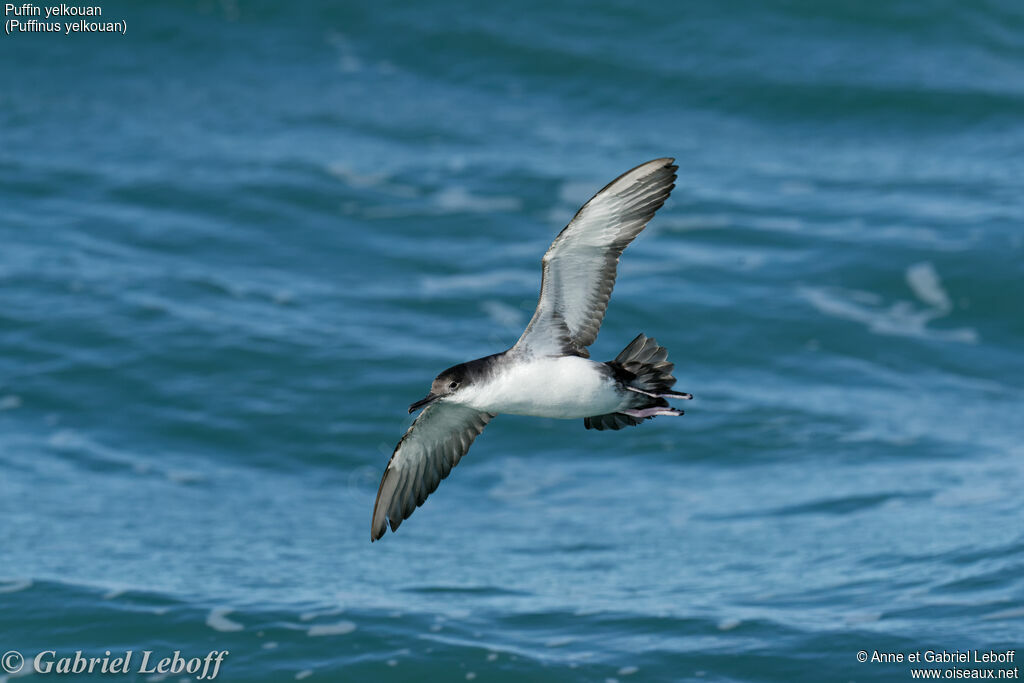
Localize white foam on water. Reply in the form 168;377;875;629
0;395;21;411
489;458;566;501
166;470;205;484
422;269;534;295
45;429;151;472
261;642;278;650
3;663;34;680
300;607;343;622
906;262;951;311
662;214;735;232
48;429;81;448
307;620;356;636
544;636;574;648
618;666;640;675
933;485;1005;507
799;284;978;344
295;670;313;680
717;618;742;631
558;180;596;206
982;607;1024;620
206;607;244;632
326;163;418;204
434;186;521;213
327;163;389;189
481;300;525;329
0;579;32;593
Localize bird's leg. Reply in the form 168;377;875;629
621;407;685;419
658;390;693;400
623;386;693;400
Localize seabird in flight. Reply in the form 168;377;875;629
371;158;691;541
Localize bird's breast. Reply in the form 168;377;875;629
465;356;624;418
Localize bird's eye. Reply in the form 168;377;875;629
449;381;460;390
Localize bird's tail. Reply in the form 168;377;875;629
583;334;691;431
611;333;678;394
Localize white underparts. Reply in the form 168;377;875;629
456;355;625;419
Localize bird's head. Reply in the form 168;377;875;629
408;363;469;414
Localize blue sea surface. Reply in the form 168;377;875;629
2;1;1023;681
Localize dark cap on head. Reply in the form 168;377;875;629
408;353;504;413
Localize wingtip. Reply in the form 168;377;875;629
627;157;678;191
368;513;401;542
588;157;678;204
371;468;391;543
644;157;676;170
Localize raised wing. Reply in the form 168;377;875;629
515;158;677;357
371;402;494;541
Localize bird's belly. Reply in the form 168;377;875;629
475;357;624;418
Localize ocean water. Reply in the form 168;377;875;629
2;0;1023;681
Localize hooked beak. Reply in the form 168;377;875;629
408;392;439;414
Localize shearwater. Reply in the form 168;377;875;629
371;158;692;541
